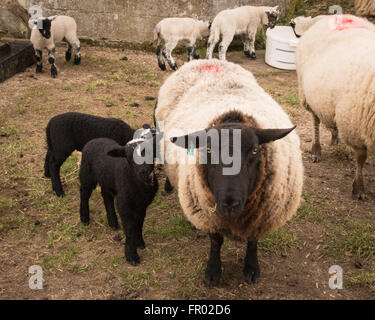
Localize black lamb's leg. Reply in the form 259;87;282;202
156;43;166;71
244;240;260;284
65;43;72;61
49;153;66;197
117;200;140;266
205;233;223;286
101;189;119;230
44;150;51;178
135;209;146;249
79;186;94;225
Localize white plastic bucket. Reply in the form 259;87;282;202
265;26;299;70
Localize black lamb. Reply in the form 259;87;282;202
79;137;158;265
44;112;135;197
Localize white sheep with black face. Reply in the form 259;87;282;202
30;15;80;78
155;59;303;285
206;5;280;61
154;17;210;71
296;14;375;199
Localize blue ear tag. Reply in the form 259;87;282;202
187;142;195;156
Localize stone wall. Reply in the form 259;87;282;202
1;0;291;44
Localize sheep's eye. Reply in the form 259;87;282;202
207;147;211;154
252;147;259;155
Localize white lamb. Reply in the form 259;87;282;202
155;59;303;285
30;15;80;78
296;14;375;199
154;17;210;71
206;5;280;61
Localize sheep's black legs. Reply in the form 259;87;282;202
330;127;339;146
65;44;72;61
117;200;140;266
352;146;367;200
241;34;252;58
73;45;81;65
187;45;199;62
162;47;177;71
135;210;146;249
49;154;66;197
243;240;260;284
47;48;58;78
156;44;166;71
101;190;119;230
311;113;322;163
248;33;256;59
79;186;94;225
44;150;51;178
164;177;173;193
35;50;43;73
205;233;223;285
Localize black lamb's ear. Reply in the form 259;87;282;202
170;129;207;149
255;126;296;145
107;147;126;158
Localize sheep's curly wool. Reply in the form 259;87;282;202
296;15;375;152
155;59;303;241
355;0;375;16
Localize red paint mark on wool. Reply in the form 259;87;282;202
199;65;220;72
329;14;367;31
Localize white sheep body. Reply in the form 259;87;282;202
296;14;375;198
206;6;279;60
154;17;210;70
155;59;303;240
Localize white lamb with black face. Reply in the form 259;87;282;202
30;15;81;78
206;5;280;61
155;59;303;285
154;17;211;71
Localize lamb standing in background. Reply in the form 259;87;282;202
206;6;279;61
79;137;158;265
355;0;375;17
296;14;375;199
155;59;303;284
154;18;210;71
30;15;81;78
44;112;135;197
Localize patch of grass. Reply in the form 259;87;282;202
323;218;375;259
110;69;126;81
147;80;160;88
143;71;157;80
156;216;193;239
14;88;44;115
259;229;298;254
284;93;299;106
102;96;114;107
62;84;73;91
86;79;106;93
347;268;375;292
296;201;326;223
258;71;276;77
331;144;353;162
42;247;79;273
105;256;123;269
4;125;19;137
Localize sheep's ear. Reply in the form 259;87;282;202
170;129;207;149
107;147;126;158
48;15;57;21
255;126;296;145
208;21;212;30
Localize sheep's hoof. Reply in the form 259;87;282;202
158;63;167;71
80;218;90;226
250;52;256;60
74;56;81;65
171;64;178;71
164;179;174;193
311;144;322;163
109;223;119;230
244;265;260;284
54;189;65;197
126;252;140;266
244;50;251;57
204;263;221;286
65;51;72;61
51;68;58;78
193;54;200;60
36;65;43;73
44;171;51;178
352;181;366;200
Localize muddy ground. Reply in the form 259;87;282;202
0;46;374;300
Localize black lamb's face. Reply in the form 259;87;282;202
171;124;296;219
38;19;52;39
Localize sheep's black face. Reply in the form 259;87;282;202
38;19;52;39
266;11;279;29
171;123;296;219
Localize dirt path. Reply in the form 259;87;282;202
0;47;374;300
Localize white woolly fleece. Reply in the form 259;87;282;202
30;15;79;51
154;18;210;45
296;15;375;152
155;59;303;240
